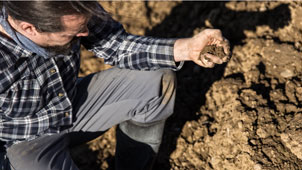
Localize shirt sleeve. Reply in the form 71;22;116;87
81;6;184;71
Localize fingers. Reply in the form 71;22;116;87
220;37;231;62
198;53;217;68
208;31;231;62
191;29;232;68
206;53;223;64
203;29;231;59
205;29;223;43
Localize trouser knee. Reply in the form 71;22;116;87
135;69;177;123
156;69;177;120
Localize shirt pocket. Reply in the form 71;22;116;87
0;78;44;119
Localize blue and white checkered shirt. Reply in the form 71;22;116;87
0;7;183;145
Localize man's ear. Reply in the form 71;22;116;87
8;15;38;36
18;22;38;36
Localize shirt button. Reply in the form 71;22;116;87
58;93;64;97
65;112;70;117
50;69;56;74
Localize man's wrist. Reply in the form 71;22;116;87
173;38;190;62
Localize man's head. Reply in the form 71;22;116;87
2;1;104;55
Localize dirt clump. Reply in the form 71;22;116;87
200;45;226;59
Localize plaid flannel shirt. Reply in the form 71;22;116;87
0;6;183;145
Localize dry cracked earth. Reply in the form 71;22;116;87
71;1;302;170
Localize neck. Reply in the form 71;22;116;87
0;22;13;40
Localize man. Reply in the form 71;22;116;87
0;1;230;170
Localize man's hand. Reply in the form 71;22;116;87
174;29;231;68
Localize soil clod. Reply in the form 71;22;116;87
200;45;226;59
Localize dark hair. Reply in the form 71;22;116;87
2;1;105;32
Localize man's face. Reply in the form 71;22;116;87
34;14;91;55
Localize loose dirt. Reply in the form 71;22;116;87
199;45;225;62
200;45;226;61
72;1;302;170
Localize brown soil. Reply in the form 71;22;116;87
200;45;226;59
72;1;302;170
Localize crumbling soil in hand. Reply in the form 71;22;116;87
200;45;226;59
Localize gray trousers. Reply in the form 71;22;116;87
5;67;176;170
